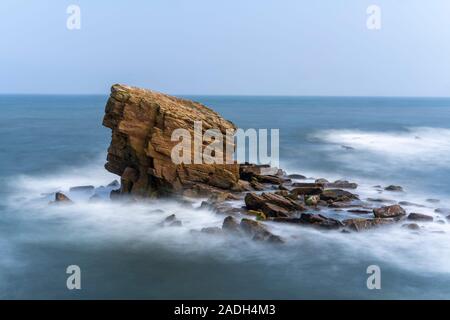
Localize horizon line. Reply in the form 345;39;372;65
1;92;450;99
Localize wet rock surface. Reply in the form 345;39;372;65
103;84;240;198
373;205;406;219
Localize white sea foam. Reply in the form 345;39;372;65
312;127;450;170
4;152;450;281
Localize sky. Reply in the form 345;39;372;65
1;0;450;96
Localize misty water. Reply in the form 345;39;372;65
1;95;450;299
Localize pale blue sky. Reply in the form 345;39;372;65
1;0;450;96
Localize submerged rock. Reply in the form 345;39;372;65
343;218;395;232
407;213;433;222
201;227;223;235
240;218;283;243
385;185;404;192
222;216;240;233
54;192;72;203
373;205;406;219
435;208;450;215
402;223;420;230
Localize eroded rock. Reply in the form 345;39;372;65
103;84;240;198
343;218;395;232
373;205;406;219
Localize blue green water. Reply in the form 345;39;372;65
1;95;450;299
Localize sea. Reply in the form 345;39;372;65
1;94;450;299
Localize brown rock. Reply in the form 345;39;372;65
222;216;240;233
343;218;395;232
373;205;406;219
325;180;358;189
54;192;72;203
320;189;359;202
103;84;240;197
240;218;284;243
291;185;324;196
244;192;304;217
299;213;343;229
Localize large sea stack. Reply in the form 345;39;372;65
102;84;240;197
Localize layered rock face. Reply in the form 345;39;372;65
103;84;240;197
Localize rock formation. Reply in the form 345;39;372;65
103;84;240;197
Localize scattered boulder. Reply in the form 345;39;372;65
260;203;289;218
299;213;343;230
373;205;406;219
287;174;306;180
244;192;304;217
426;199;440;204
435;208;450;215
402;223;420;230
325;180;358;189
385;185;404;192
290;183;324;196
407;213;433;222
208;192;239;203
320;189;358;202
347;209;372;214
222;216;240;233
250;179;265;191
240;218;284;243
343;218;395;232
54;192;72;203
239;164;279;181
256;175;284;185
163;214;177;223
315;178;329;184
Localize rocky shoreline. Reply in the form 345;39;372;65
52;84;450;244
